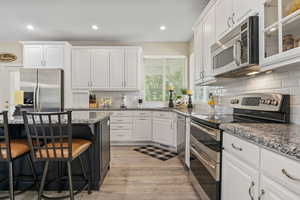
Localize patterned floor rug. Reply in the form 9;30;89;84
134;145;178;161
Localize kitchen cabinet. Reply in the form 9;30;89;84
260;0;300;71
194;26;203;83
222;132;300;200
152;118;176;147
124;49;140;90
71;47;142;91
259;175;300;200
100;118;110;184
215;0;259;40
202;6;216;83
215;0;233;39
222;151;259;200
91;49;110;89
22;42;68;68
109;49;125;89
132;118;152;141
72;49;91;90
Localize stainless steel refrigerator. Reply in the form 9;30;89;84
19;68;64;112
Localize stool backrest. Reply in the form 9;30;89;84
0;111;11;161
23;111;73;161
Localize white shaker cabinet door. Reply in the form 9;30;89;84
232;0;259;24
202;6;216;82
133;118;152;141
71;49;91;89
124;49;139;90
23;45;43;67
91;49;110;89
109;49;125;89
259;175;300;200
222;151;259;200
152;119;175;147
215;0;233;39
43;45;64;68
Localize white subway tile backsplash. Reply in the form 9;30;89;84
207;67;300;124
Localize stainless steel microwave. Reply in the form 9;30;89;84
212;16;259;78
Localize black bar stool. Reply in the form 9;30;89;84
22;111;92;200
0;111;37;200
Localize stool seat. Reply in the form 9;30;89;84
0;139;30;159
37;139;92;159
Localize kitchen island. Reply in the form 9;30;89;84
0;111;111;191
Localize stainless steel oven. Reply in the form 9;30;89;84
212;16;259;78
189;120;221;200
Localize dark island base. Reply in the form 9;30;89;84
0;118;110;191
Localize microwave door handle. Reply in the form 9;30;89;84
236;40;242;66
33;86;37;111
234;40;241;66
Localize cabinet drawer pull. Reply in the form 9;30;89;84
248;181;255;200
231;143;242;151
282;169;300;182
258;189;265;200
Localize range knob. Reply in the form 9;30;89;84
267;99;272;105
260;99;265;104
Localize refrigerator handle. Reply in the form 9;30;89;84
33;86;38;111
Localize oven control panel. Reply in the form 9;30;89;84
230;93;284;111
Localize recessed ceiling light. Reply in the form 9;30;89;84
26;24;35;31
246;71;260;76
160;25;166;31
91;25;99;30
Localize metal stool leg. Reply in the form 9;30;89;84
8;161;14;200
27;154;37;186
79;155;91;194
38;161;49;200
67;161;74;200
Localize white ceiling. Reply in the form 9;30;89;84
0;0;209;42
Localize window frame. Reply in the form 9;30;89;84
143;55;188;102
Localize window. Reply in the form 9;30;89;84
144;57;187;101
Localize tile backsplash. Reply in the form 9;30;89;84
205;67;300;124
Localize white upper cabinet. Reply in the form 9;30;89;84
215;0;259;40
23;45;44;67
43;45;64;67
202;5;216;82
232;0;259;24
71;49;91;90
109;49;125;89
215;0;233;39
124;49;139;90
261;0;300;71
71;46;142;91
194;26;203;83
22;42;68;68
91;49;110;89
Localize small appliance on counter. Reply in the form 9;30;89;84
189;93;290;200
120;94;127;109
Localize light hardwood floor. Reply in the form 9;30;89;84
14;146;200;200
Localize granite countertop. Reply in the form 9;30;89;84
71;107;194;117
1;111;111;125
220;123;300;162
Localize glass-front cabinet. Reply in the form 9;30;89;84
261;0;300;69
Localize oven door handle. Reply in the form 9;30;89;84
191;122;220;141
190;146;217;170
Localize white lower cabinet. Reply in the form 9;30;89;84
222;151;259;200
132;118;152;141
110;111;177;148
152;119;175;146
222;132;300;200
260;175;300;200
